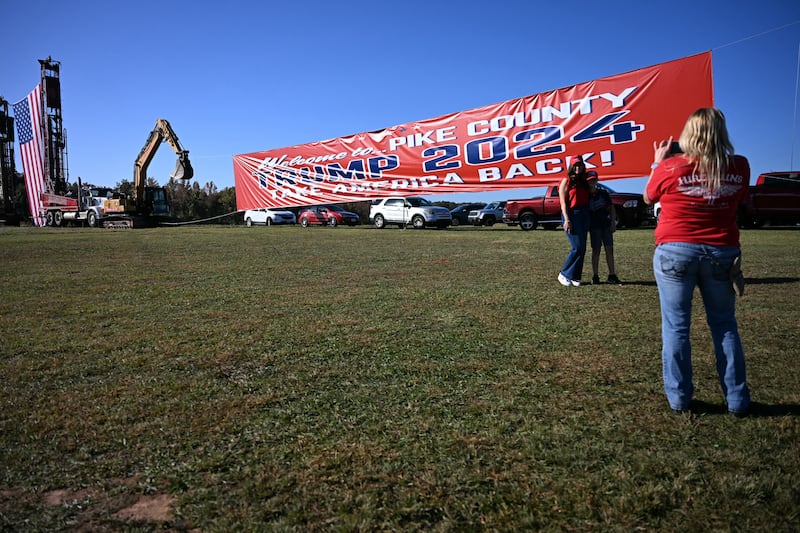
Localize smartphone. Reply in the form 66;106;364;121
669;141;682;155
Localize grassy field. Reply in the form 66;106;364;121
1;224;798;531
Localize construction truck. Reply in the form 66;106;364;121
42;118;193;228
25;59;191;228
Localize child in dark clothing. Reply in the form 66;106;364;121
587;171;621;285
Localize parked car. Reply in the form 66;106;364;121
468;201;506;226
243;208;296;226
450;203;486;226
369;197;452;229
297;204;360;227
599;182;654;228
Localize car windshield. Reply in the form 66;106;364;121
89;188;114;198
407;198;432;207
323;204;345;212
486;202;500;209
761;173;800;187
596;183;616;193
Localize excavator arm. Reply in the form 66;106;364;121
133;118;193;210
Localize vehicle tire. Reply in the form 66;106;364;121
328;217;338;227
484;216;496;226
45;211;54;226
615;207;625;229
300;217;310;227
519;212;537;231
245;217;254;227
266;218;272;226
736;208;755;228
54;210;64;227
451;218;460;226
87;211;98;228
373;214;386;229
411;215;425;229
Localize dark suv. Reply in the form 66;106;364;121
450;203;486;226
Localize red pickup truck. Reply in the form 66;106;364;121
503;183;652;231
738;171;800;228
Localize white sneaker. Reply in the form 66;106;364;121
571;279;581;287
558;272;572;287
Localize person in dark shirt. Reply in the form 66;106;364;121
587;171;620;285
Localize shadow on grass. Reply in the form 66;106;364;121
745;277;800;285
614;277;799;288
689;400;800;418
611;280;658;287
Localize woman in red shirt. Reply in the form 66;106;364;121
557;156;591;286
644;108;750;416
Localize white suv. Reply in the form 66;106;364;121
243;208;296;226
369;197;452;229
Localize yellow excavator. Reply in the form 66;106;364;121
102;118;193;227
133;118;193;214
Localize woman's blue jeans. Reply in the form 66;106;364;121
560;207;589;281
653;243;750;413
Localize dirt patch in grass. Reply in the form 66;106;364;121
112;493;175;522
2;475;188;530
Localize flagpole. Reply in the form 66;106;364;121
792;41;800;169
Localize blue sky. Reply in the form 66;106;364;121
4;1;800;204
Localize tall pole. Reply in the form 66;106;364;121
792;42;800;170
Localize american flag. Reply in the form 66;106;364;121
13;84;46;226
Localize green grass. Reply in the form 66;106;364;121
1;224;798;531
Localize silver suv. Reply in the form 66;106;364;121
468;201;506;226
369;197;452;229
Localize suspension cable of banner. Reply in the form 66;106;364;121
712;21;800;170
159;211;243;226
712;20;800;50
792;41;800;169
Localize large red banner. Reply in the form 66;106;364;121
234;52;713;210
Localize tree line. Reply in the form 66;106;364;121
3;171;464;226
2;173;238;225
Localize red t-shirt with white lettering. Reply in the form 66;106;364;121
563;178;590;209
647;154;750;247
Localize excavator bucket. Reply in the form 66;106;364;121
171;151;193;181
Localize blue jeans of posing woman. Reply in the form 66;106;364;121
560;207;590;282
653;242;750;413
